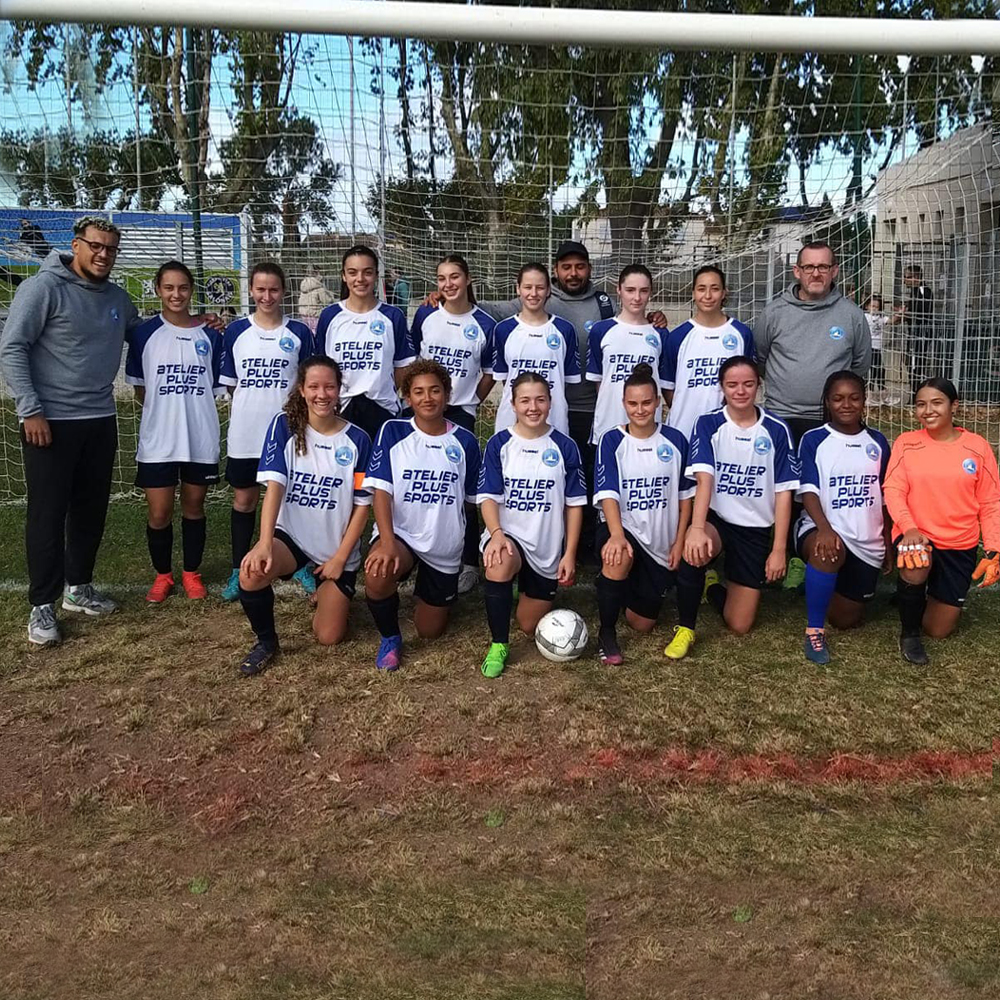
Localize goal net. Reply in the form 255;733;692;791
0;15;997;501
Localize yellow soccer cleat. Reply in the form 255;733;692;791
701;568;719;605
664;625;696;660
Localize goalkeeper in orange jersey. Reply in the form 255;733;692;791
883;377;1000;665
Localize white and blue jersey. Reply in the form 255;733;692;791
488;315;581;436
315;302;415;413
363;418;481;574
593;425;695;568
664;318;755;442
220;316;314;459
125;316;224;465
687;406;800;528
586;319;670;443
477;426;587;580
257;414;372;568
410;304;495;415
796;424;890;568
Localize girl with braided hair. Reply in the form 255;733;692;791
236;356;373;676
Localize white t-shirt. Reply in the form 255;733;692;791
219;316;314;459
125;316;224;465
410;304;496;415
257;414;372;568
686;406;800;528
796;423;890;568
865;311;886;351
477;426;587;579
663;318;755;442
488;314;581;436
315;302;415;413
586;318;670;443
593;424;695;568
363;418;481;574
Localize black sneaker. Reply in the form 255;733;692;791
597;628;623;666
899;634;929;666
239;641;279;677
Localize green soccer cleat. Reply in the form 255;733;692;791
784;556;806;591
481;642;510;678
701;568;719;605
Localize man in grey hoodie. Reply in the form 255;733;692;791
755;241;871;446
1;217;140;645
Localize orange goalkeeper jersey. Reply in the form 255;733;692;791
883;428;1000;552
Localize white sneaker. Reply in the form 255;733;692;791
457;564;479;595
28;603;61;645
62;584;118;616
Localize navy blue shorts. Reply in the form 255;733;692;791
396;536;460;607
892;537;978;608
273;528;357;599
708;509;771;590
797;528;880;603
225;456;261;490
596;523;674;620
135;461;219;488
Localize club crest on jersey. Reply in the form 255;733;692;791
445;444;462;464
462;323;479;341
335;446;354;466
545;333;561;351
829;326;845;341
645;333;660;349
584;321;595;333
370;318;387;336
656;441;674;463
753;435;771;455
194;339;210;356
541;448;560;467
278;335;296;352
111;308;120;322
722;332;739;352
962;458;978;475
865;443;880;462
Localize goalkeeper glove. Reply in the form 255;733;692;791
896;542;931;570
972;550;999;589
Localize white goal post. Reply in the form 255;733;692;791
7;0;1000;55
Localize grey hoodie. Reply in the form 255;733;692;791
755;284;871;421
0;251;139;420
480;280;615;411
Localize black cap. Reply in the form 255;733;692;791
555;240;589;262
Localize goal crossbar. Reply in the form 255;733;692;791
6;0;1000;55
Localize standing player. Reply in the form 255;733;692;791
587;264;671;443
363;360;481;671
795;372;892;665
315;245;416;442
883;377;1000;665
663;265;754;443
236;357;372;676
677;356;799;654
477;372;586;678
593;365;702;665
490;264;580;437
410;253;496;594
219;262;314;601
125;260;223;602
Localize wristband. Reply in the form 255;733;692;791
489;527;503;537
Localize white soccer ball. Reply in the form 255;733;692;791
534;609;589;662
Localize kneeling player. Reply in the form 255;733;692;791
478;372;586;677
237;357;372;676
593;364;702;665
363;360;481;671
883;377;1000;665
677;356;799;653
795;372;891;665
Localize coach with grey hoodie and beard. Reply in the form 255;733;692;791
1;217;141;646
756;241;871;446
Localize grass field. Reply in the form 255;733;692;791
1;500;998;1000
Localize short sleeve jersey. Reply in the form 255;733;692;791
125;316;223;465
410;304;496;415
586;319;670;442
363;418;481;574
796;424;891;568
257;414;372;569
220;316;314;459
489;315;580;436
593;424;695;568
315;302;415;413
664;319;755;442
477;426;587;580
687;406;800;528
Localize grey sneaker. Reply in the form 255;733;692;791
28;603;61;645
62;584;118;616
457;564;479;595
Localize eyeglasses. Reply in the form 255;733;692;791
75;238;120;258
797;263;833;275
